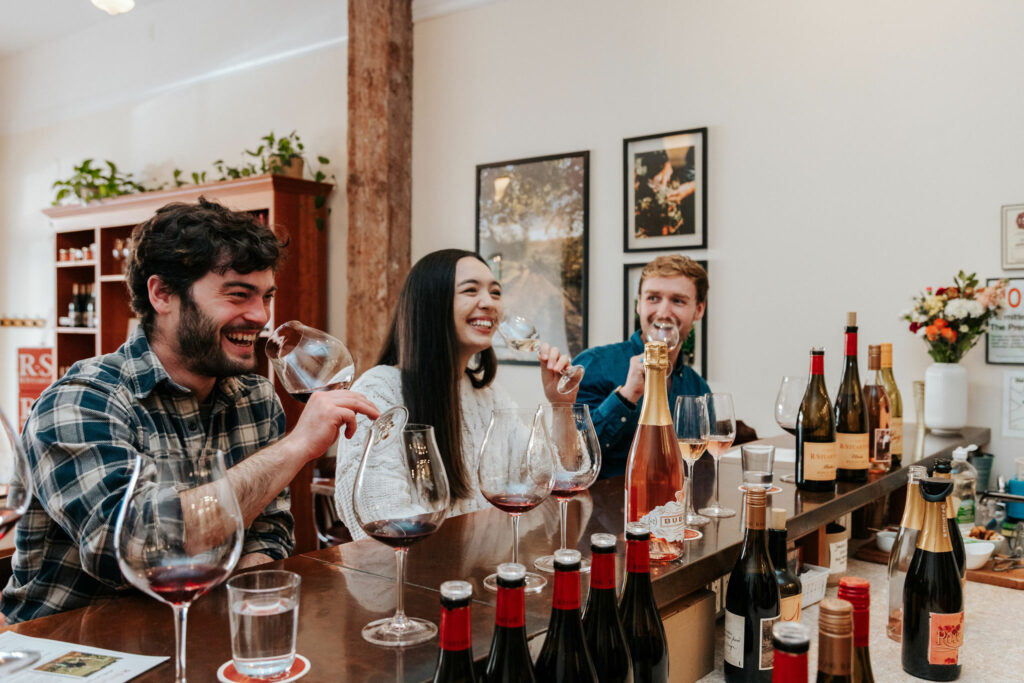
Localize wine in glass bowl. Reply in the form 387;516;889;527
115;448;244;683
706;436;735;457
775;376;805;437
478;407;555;591
352;407;451;646
288;381;352;403
497;313;584;393
674;395;710;527
266;321;355;400
699;393;738;518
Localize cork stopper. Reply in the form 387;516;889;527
818;597;853;636
770;507;787;530
867;344;881;370
846;312;857;327
880;342;893;368
643;341;669;370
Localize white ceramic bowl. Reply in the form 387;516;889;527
963;532;1007;556
876;530;897;553
963;540;994;570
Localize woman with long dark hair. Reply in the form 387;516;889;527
334;249;576;539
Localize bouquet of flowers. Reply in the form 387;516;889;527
903;271;1007;363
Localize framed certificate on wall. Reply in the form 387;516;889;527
1001;204;1024;269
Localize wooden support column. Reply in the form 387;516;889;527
346;0;413;372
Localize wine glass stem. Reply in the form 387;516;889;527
558;499;568;551
685;461;696;516
393;548;409;628
172;603;188;682
712;456;722;507
511;513;521;564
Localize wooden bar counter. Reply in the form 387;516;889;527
2;427;988;682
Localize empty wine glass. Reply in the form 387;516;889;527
352;407;451;646
497;313;584;393
478;407;555;593
115;448;244;683
775;376;805;483
674;395;710;527
266;321;355;402
699;393;737;518
0;409;40;676
533;404;601;574
646;320;680;351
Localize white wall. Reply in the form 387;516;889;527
411;0;1024;480
2;0;1023;479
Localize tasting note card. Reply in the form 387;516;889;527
0;632;167;682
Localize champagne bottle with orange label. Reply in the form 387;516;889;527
835;313;869;483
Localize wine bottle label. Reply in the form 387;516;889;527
724;610;743;667
496;587;525;628
639;499;688;542
759;616;778;670
439;606;472;651
871;427;892;466
802;441;837;481
592;552;617;589
837;432;869;469
780;593;802;622
553;570;581;610
829;539;848;575
891;417;903;455
928;611;964;666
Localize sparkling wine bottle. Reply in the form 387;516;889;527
879;343;903;468
724;487;780;683
902;477;964;681
772;621;810;683
624;341;687;562
797;347;837;492
768;508;802;623
886;465;927;642
816;598;853;683
483;563;536;683
835;313;869;483
618;523;667;683
837;577;875;683
534;549;599;683
582;533;633;683
433;580;478;683
932;461;966;581
863;345;892;474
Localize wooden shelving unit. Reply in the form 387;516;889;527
43;174;332;554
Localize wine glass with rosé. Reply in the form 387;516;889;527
698;393;737;518
478;407;556;593
266;320;355;402
533;404;601;574
673;395;710;527
352;407;451;647
497;313;584;394
774;375;805;483
115;448;244;683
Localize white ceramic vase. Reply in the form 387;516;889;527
924;362;967;433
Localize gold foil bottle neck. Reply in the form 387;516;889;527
643;341;669;370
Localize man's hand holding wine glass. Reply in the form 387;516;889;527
284;389;380;457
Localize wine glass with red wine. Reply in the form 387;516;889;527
775;375;805;483
352;407;451;647
698;392;737;518
497;313;584;394
533;404;601;574
266;320;355;402
115;448;243;683
478;407;556;593
0;409;41;676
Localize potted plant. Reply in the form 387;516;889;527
51;159;147;205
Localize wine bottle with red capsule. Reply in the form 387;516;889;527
582;533;633;683
835;312;869;483
837;576;875;683
534;549;599;683
483;563;536;683
433;580;478;683
772;621;810;683
618;522;668;683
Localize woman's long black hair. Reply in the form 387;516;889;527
378;249;498;500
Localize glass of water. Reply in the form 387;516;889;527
740;444;775;490
227;570;301;678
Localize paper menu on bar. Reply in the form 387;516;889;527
0;631;167;682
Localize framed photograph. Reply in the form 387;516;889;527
1001;203;1024;269
622;261;708;379
476;151;589;364
623;127;707;252
986;277;1024;364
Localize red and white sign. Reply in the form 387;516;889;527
18;347;53;430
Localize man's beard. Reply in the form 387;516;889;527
177;294;255;379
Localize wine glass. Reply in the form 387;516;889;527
673;395;710;527
352;407;451;646
775;376;805;483
699;393;737;518
0;409;41;676
533;404;601;574
498;313;584;393
478;407;556;593
646;320;680;351
266;320;355;401
115;448;244;683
